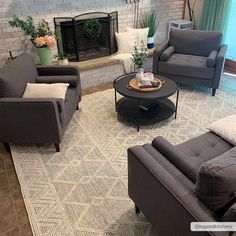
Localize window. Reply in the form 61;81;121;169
225;0;236;61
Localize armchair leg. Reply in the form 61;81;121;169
212;88;216;96
135;204;140;214
54;143;60;152
3;142;11;153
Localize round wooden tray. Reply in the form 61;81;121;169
128;78;165;92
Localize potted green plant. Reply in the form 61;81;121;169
54;52;69;65
140;10;160;49
131;40;148;83
9;16;56;65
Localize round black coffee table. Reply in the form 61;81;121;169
113;72;179;131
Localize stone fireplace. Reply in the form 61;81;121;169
54;12;118;61
0;0;184;67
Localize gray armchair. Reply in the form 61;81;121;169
128;132;236;236
0;53;81;152
153;29;227;96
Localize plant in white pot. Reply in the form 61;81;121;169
55;52;69;65
140;10;159;49
131;40;148;83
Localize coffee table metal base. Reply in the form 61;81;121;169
116;97;176;131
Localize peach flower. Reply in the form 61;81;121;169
44;35;56;48
34;37;46;47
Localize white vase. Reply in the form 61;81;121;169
136;68;144;83
57;58;69;65
147;36;155;49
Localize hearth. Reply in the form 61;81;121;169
54;12;118;62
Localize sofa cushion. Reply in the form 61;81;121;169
158;54;215;79
160;46;175;61
177;132;233;164
22;83;69;100
169;29;222;57
206;50;218;67
208;115;236;145
195;147;236;212
0;53;37;98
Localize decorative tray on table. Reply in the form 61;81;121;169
128;78;165;92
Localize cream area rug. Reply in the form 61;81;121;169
11;86;236;236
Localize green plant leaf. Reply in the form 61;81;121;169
140;10;159;37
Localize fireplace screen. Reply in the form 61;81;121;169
54;12;118;62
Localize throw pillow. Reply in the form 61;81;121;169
195;147;236;212
22;83;69;100
208;115;236;145
126;27;149;46
115;32;137;54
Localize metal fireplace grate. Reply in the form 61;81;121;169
54;12;118;62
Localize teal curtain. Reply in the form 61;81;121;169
200;0;232;35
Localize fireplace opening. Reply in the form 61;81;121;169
54;12;118;62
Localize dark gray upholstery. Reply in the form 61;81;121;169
128;131;235;236
160;46;175;61
0;53;37;97
176;132;233;163
195;147;236;212
152;136;202;182
206;50;218;67
0;53;81;151
153;29;227;96
169;30;222;57
37;75;79;87
222;203;236;222
143;143;194;191
158;54;215;79
152;132;232;183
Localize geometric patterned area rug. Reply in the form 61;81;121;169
11;87;236;236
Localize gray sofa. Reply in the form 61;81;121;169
153;29;227;96
0;53;81;152
128;132;236;236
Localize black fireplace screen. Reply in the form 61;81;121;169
54;12;118;62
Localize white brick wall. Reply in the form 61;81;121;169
0;0;184;67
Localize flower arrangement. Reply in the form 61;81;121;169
131;40;148;68
9;17;56;48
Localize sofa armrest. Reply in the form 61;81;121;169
36;75;79;87
222;203;236;222
128;146;221;236
160;46;175;61
212;44;227;89
0;98;63;143
37;65;80;77
36;65;82;101
206;50;218;68
152;40;169;73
